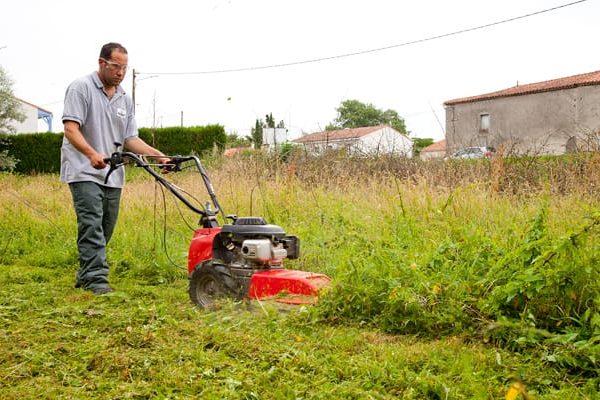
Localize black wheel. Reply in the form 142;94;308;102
188;262;237;308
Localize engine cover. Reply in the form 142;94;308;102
220;222;286;237
242;239;287;264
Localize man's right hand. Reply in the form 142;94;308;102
63;121;108;170
89;152;108;169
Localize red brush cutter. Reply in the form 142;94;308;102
104;148;331;308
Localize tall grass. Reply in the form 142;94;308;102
1;151;600;396
216;152;600;377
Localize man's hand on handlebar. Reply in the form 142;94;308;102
159;156;181;173
156;155;171;165
90;152;108;169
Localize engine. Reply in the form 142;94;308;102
217;217;299;266
208;217;300;293
241;239;288;265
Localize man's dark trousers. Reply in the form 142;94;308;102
69;181;121;290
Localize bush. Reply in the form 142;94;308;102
0;136;18;171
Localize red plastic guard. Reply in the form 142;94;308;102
187;227;222;274
249;269;331;304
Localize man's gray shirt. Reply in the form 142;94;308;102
60;72;138;188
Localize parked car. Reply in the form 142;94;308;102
447;146;496;160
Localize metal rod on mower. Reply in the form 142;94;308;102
185;155;225;220
104;151;224;227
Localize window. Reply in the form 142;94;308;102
479;113;490;132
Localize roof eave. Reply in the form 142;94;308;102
444;71;600;106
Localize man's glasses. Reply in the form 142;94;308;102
101;58;128;72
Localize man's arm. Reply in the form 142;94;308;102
63;120;107;169
124;137;168;164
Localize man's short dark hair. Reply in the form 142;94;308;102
99;42;128;60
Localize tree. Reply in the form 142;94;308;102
327;99;407;134
248;113;286;149
413;137;435;156
264;113;286;129
0;65;25;134
0;136;18;171
265;113;275;128
0;66;24;171
249;118;264;149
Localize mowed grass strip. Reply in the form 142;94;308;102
0;265;584;399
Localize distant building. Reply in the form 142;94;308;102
9;98;53;133
444;70;600;155
293;125;413;157
262;127;288;152
420;139;447;161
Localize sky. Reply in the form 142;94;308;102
1;0;599;141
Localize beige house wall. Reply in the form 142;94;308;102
420;150;445;161
445;85;600;155
9;100;39;134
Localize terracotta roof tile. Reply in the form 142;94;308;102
444;70;600;106
223;147;249;156
293;125;387;143
421;139;447;152
15;97;53;115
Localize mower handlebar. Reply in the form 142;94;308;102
103;151;224;225
103;152;188;182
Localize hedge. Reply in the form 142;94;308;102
138;125;226;156
0;125;226;174
0;132;63;173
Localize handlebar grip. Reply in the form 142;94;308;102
159;157;182;173
159;164;174;173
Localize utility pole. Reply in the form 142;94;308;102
131;72;157;115
180;111;183;127
132;69;137;114
152;92;157;128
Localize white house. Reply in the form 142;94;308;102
293;125;413;157
9;98;53;133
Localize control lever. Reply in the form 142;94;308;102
103;142;123;184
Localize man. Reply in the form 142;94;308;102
61;42;167;295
